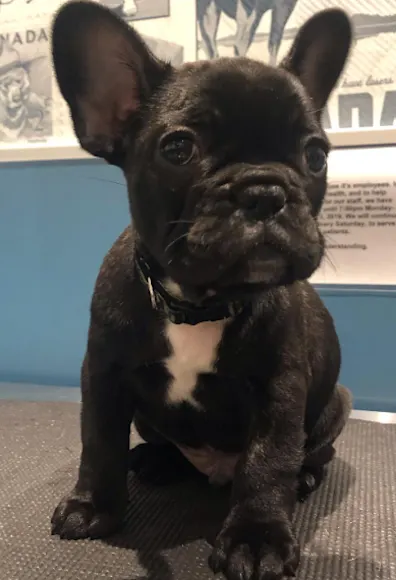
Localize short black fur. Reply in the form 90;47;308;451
50;3;353;579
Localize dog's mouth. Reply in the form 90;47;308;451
209;246;322;296
162;235;323;302
162;209;323;294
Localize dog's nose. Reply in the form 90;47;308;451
237;184;286;218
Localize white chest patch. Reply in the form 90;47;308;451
164;319;226;406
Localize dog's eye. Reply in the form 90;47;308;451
304;144;327;174
159;132;197;166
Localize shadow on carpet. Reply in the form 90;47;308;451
0;400;395;580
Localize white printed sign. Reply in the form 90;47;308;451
310;147;396;285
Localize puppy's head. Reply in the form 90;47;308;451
52;2;352;299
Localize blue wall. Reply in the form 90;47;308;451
0;159;395;411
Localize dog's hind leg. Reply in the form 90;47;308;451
197;0;222;59
268;0;297;65
298;384;353;502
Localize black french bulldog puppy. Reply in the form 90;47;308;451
50;3;353;578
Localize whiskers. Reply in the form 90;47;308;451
164;231;189;254
84;176;127;188
311;106;328;119
322;233;338;273
323;250;337;272
164;219;194;258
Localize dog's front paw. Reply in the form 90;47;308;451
51;490;124;540
209;516;299;580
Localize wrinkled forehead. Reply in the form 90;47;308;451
155;58;318;144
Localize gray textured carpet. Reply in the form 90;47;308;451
0;401;395;580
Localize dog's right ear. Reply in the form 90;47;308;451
51;1;172;165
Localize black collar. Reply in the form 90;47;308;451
135;252;246;325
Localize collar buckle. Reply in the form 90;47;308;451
146;276;157;310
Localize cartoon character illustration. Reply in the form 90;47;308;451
197;0;297;64
0;42;50;142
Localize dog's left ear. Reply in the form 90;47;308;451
51;1;172;165
281;9;352;113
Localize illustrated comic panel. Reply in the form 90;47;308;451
0;1;196;150
0;25;52;144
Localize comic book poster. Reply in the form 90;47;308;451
196;0;396;136
0;18;52;145
0;0;195;156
